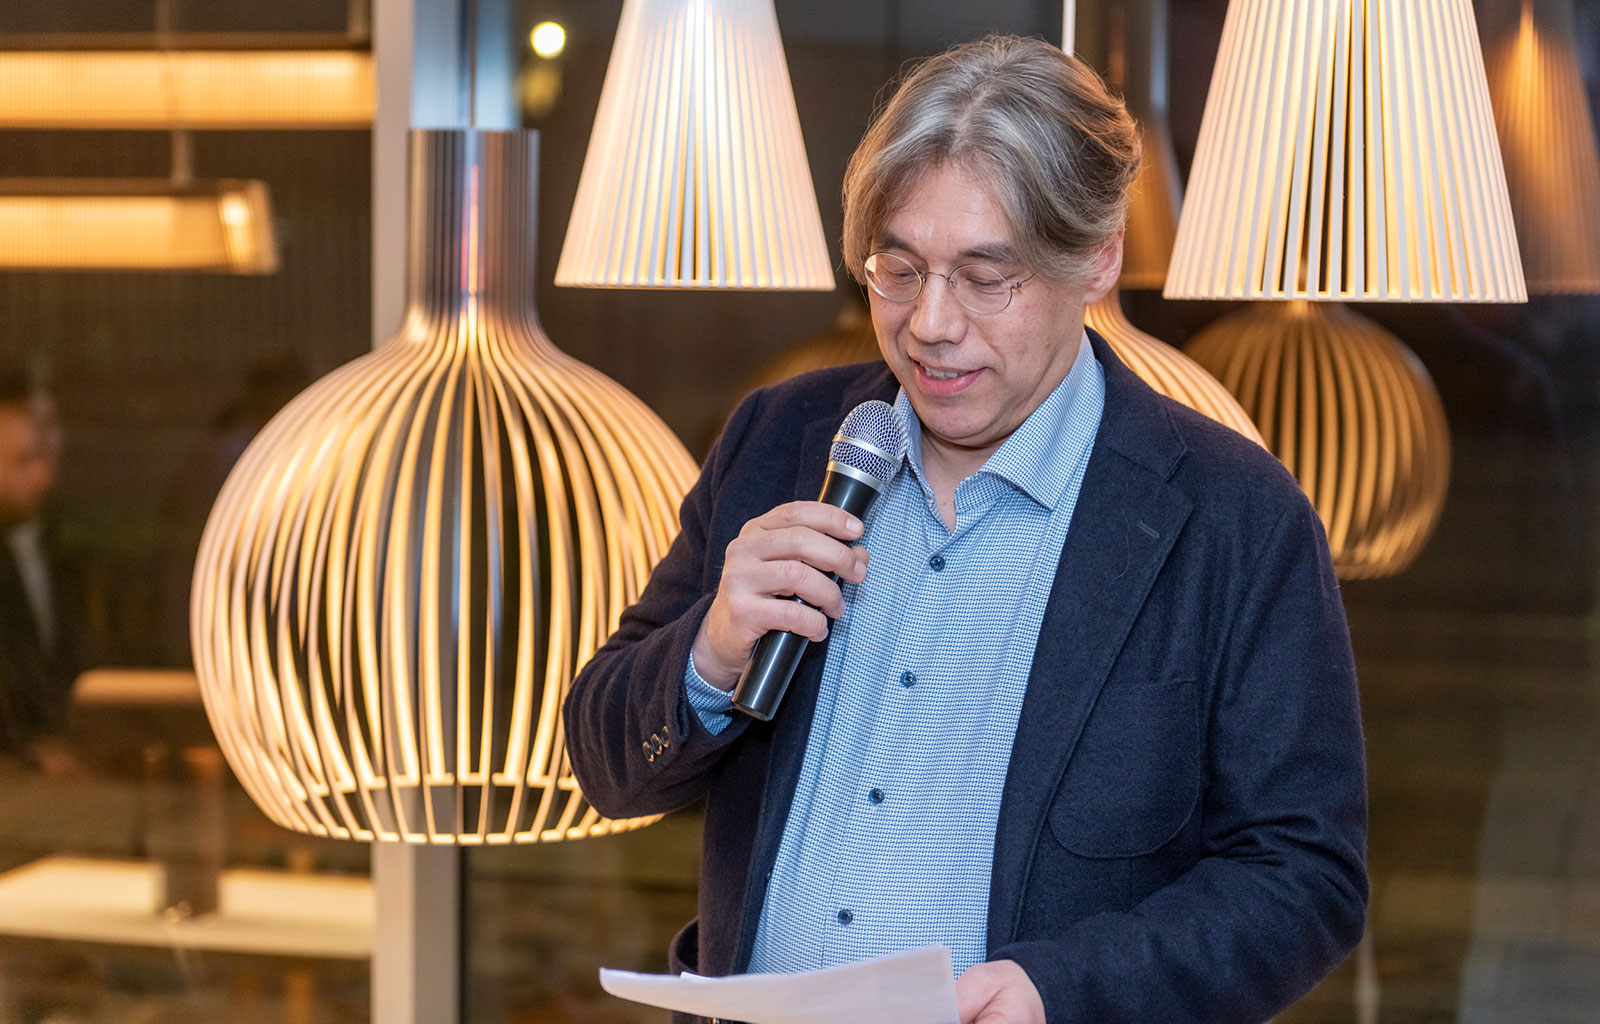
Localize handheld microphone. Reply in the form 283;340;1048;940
732;399;908;721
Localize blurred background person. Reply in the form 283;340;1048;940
0;369;83;776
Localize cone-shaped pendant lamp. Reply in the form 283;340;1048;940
1186;302;1450;578
1479;0;1600;293
1085;288;1264;445
191;130;698;843
555;0;833;289
1165;0;1526;302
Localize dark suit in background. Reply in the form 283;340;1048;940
0;518;79;758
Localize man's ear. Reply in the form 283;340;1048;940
1083;228;1125;305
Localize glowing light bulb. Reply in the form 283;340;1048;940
530;22;566;58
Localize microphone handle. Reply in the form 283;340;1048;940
731;470;881;721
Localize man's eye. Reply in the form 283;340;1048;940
960;271;1007;294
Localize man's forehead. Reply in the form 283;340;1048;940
872;161;1023;262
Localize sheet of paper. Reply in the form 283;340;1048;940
599;944;958;1024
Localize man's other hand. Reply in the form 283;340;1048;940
956;959;1046;1024
691;501;868;689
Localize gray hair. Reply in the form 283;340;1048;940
842;35;1141;287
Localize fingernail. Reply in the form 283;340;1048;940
846;516;863;533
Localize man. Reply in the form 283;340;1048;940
0;371;80;775
565;35;1366;1024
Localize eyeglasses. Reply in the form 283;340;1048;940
863;251;1033;315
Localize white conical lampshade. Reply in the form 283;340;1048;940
1480;0;1600;293
1166;0;1527;303
555;0;833;290
192;130;698;843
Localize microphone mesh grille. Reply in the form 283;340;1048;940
829;399;908;487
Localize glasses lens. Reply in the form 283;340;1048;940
865;252;921;301
951;265;1012;313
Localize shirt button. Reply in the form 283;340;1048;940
900;670;916;687
928;553;945;571
868;788;885;804
836;909;854;925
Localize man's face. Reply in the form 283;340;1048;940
0;404;54;524
868;161;1117;477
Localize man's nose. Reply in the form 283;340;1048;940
908;273;966;342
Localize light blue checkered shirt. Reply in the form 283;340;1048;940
686;332;1104;977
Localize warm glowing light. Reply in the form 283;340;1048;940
530;22;566;58
1084;289;1264;445
191;131;697;844
0;49;374;129
1166;0;1526;302
556;0;833;290
0;179;277;272
1480;0;1600;293
1186;302;1450;578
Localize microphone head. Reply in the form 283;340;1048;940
829;399;908;489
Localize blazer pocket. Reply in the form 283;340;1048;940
1047;678;1201;858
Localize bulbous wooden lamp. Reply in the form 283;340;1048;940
191;0;834;847
190;130;698;844
1165;0;1527;578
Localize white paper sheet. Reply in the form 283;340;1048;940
599;944;959;1024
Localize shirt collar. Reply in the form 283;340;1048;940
893;330;1101;511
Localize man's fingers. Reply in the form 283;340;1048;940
763;500;864;540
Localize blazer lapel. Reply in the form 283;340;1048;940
987;332;1195;946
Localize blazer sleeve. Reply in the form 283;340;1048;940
562;392;763;819
994;496;1369;1024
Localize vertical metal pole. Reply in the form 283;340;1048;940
371;841;462;1024
1062;0;1076;53
369;0;509;1018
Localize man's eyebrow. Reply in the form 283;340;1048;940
872;233;1021;266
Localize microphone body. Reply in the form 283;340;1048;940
731;400;907;721
731;470;881;720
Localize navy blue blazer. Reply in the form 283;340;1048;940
565;330;1368;1024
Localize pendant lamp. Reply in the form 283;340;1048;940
555;0;833;290
1479;0;1600;293
1085;288;1264;445
1165;0;1527;576
1165;0;1526;302
0;177;276;272
0;44;374;130
1186;303;1450;578
190;130;698;843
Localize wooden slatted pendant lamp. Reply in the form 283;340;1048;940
1479;0;1600;293
1166;0;1527;577
1165;0;1525;303
1186;302;1449;578
191;130;698;843
555;0;833;290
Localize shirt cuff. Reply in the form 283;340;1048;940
684;650;736;736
